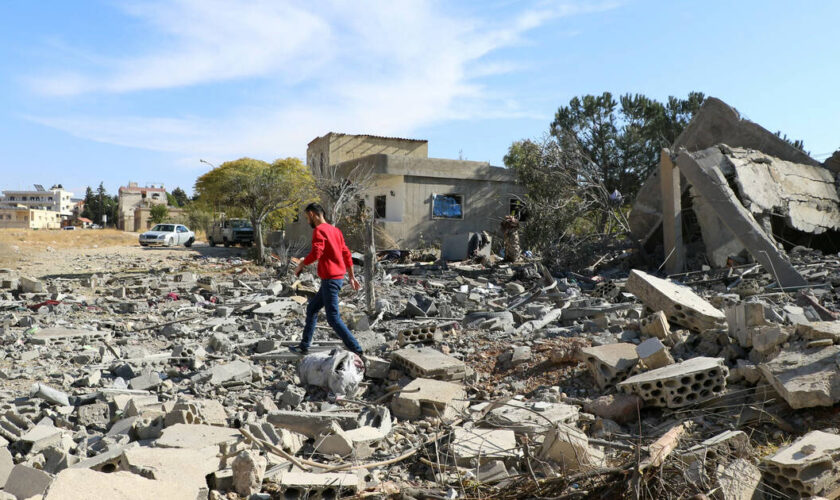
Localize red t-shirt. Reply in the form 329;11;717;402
302;223;354;280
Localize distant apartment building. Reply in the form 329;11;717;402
0;184;74;219
0;207;62;229
117;182;168;231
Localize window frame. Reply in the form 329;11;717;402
374;195;387;220
431;193;465;220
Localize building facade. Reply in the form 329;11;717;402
0;208;62;229
286;133;523;249
118;182;167;231
0;185;74;218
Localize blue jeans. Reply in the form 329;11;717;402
300;279;363;353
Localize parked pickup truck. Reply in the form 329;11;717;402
208;219;254;247
139;224;195;247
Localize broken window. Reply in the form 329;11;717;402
374;195;386;219
432;194;464;219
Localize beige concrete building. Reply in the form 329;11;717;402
1;185;74;219
118;182;167;231
0;208;62;229
133;206;188;232
286;133;523;249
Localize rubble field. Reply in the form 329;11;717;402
1;235;840;500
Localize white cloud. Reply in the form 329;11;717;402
25;0;619;159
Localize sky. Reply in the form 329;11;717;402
1;0;839;197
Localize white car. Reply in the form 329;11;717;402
139;224;195;247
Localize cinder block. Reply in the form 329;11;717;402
391;378;467;421
274;471;359;499
391;347;466;381
576;343;639;389
398;324;444;346
762;430;840;499
618;357;728;408
626;270;726;332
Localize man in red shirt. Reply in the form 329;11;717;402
289;203;364;356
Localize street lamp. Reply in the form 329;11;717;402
199;159;216;169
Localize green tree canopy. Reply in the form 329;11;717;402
149;204;169;224
194;157;316;262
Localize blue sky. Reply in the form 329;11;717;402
1;0;838;197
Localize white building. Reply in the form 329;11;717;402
1;184;74;218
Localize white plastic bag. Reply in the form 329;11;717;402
298;349;364;398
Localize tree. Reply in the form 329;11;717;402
194;157;316;263
550;92;706;199
170;187;189;207
311;162;376;227
81;183;118;226
149;204;169;224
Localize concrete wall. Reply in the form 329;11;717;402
133;207;188;232
285;153;523;249
118;189;167;231
306;133;428;170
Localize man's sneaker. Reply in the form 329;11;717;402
288;345;309;355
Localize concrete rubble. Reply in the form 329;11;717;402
6;100;840;497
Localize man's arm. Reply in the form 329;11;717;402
296;228;325;276
341;233;361;290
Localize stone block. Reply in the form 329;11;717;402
636;337;674;370
725;302;767;347
759;345;840;408
618;357;728;408
750;324;790;355
762;430;840;499
639;311;672;341
20;424;64;454
44;468;199;499
391;347;466;381
19;276;45;293
576;343;639;389
5;464;52;499
232;450;266;497
451;427;517;466
391;378;467;421
583;394;643;424
626;269;726;332
363;355;390;379
538;423;604;470
715;458;761;500
274;471;359;499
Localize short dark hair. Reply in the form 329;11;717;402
304;203;325;216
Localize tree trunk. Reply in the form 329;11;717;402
254;217;265;264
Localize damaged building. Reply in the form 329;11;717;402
630;97;840;281
284;132;524;249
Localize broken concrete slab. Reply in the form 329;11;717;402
43;468;199;500
797;321;840;344
626;269;726;332
266;410;359;439
391;347;466;381
762;430;840;499
5;464;52;499
618;357;728;408
232;450;266;497
576;343;639;389
675;147;807;288
451;427;517;466
485;400;579;434
119;446;218;495
28;327;112;346
391;378;467;421
206;359;253;385
154;423;240;452
0;447;12;489
639;311;673;342
759;344;840;408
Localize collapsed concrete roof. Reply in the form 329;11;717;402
629;97;820;243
